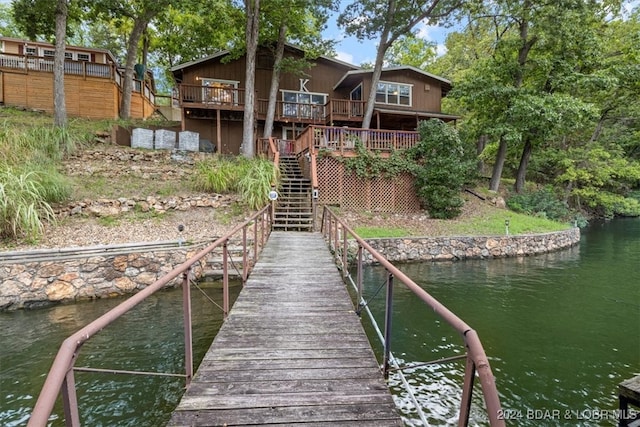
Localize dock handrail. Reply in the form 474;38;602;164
321;206;505;427
27;205;273;427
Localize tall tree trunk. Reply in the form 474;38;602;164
489;136;507;191
120;16;149;120
53;0;67;128
241;0;260;158
515;138;532;193
263;23;286;139
361;0;395;130
476;134;488;175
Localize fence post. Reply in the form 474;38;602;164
357;246;363;305
383;271;394;379
182;267;193;385
242;226;248;284
61;368;80;427
458;355;476;427
223;241;229;318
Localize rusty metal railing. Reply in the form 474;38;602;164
321;206;505;427
28;206;272;427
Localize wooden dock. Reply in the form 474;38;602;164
168;231;403;426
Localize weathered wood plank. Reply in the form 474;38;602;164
168;232;401;426
170;403;403;426
182;378;390;395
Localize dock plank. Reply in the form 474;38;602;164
168;231;402;426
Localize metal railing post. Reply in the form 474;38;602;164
459;355;476;427
254;217;259;264
383;271;394;379
61;368;80;427
222;241;229;318
342;227;348;275
182;268;193;386
242;226;248;284
357;246;363;305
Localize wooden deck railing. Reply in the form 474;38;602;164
0;52;156;105
178;84;245;108
296;125;420;154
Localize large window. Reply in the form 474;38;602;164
282;90;327;119
375;81;412;106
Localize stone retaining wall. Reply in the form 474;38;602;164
1;228;580;311
0;243;233;311
350;227;581;263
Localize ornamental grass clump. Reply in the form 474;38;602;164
192;155;277;209
0;167;69;240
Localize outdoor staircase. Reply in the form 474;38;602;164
273;156;314;232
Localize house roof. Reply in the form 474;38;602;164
333;66;452;94
374;107;460;121
170;43;361;73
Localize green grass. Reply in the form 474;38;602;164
448;210;570;236
349;204;570;239
354;227;413;238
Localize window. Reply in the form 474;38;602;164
25;47;36;56
375;81;412;106
200;78;239;104
281;90;327;119
43;49;55;57
64;52;73;59
77;53;90;61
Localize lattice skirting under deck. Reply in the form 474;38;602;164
316;157;421;212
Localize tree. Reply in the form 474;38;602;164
88;0;181;119
53;0;68;127
448;0;624;193
338;0;463;129
385;34;437;70
241;0;260;158
260;0;335;139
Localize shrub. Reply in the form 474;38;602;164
507;186;570;221
409;119;475;219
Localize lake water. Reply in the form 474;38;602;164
357;218;639;426
1;219;638;426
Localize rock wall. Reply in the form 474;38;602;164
1;228;580;311
349;228;581;263
0;244;230;311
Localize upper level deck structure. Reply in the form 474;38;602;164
0;37;155;119
170;44;459;155
167;231;404;426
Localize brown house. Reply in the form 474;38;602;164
170;45;457;155
0;37;155;119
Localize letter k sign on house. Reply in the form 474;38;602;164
299;79;310;92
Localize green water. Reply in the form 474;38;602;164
1;219;638;426
357;218;639;426
0;281;241;427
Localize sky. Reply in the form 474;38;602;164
323;17;452;67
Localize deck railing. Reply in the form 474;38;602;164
0;53;116;78
321;206;505;427
178;84;245;107
0;52;155;105
27;206;273;427
296;125;420;154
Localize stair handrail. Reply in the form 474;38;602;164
28;205;273;427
